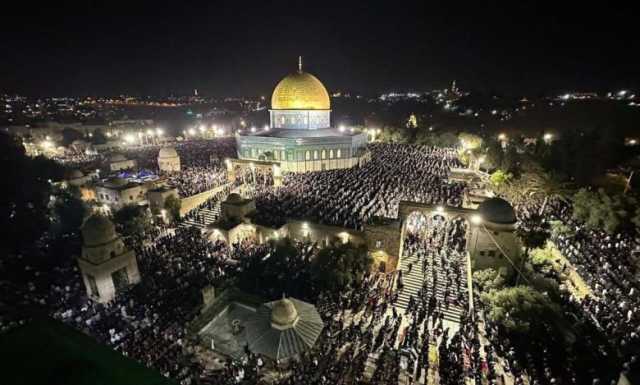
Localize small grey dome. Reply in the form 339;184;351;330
270;298;298;327
478;197;516;224
69;169;84;179
226;193;242;203
82;215;118;247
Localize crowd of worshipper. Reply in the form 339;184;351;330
513;197;640;382
251;144;466;229
52;138;237;198
163;165;228;197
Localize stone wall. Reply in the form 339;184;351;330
180;184;229;216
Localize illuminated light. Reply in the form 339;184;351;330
629;139;637;145
349;127;355;133
302;222;309;228
199;124;206;132
264;125;269;131
498;133;507;141
479;156;486;164
376;128;381;134
124;134;135;143
618;90;628;97
436;206;444;213
188;128;196;136
250;126;256;133
146;129;153;135
106;132;112;138
46;136;51;140
543;133;553;142
470;214;483;225
491;109;498;115
339;125;345;132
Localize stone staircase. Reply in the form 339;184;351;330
395;249;467;324
180;201;222;230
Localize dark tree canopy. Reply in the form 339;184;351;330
1;133;64;255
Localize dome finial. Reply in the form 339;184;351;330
298;56;302;72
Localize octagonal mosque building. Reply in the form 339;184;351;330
236;58;369;172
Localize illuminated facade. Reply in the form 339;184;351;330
236;58;368;173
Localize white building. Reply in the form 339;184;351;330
157;147;181;172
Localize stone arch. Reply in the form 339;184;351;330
397;201;475;262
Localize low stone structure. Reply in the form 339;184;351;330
77;215;140;303
109;153;136;172
95;177;147;209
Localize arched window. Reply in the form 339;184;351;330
305;150;310;160
321;149;326;159
337;149;342;158
329;149;334;159
313;150;318;160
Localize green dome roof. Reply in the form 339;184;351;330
478;197;516;224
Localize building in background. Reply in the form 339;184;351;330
236;58;369;173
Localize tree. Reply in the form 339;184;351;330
572;188;637;234
113;204;152;239
489;169;513;187
91;130;108;145
522;167;574;215
515;213;551;284
473;267;509;292
61;127;83;147
312;242;372;294
164;195;182;222
480;286;561;334
51;186;88;237
458;132;483;150
1;133;64;255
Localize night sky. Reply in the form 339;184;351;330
1;1;637;97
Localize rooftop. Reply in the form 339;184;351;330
246;128;362;138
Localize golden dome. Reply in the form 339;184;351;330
271;70;330;110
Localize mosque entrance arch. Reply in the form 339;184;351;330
397;201;475;260
395;201;475;320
